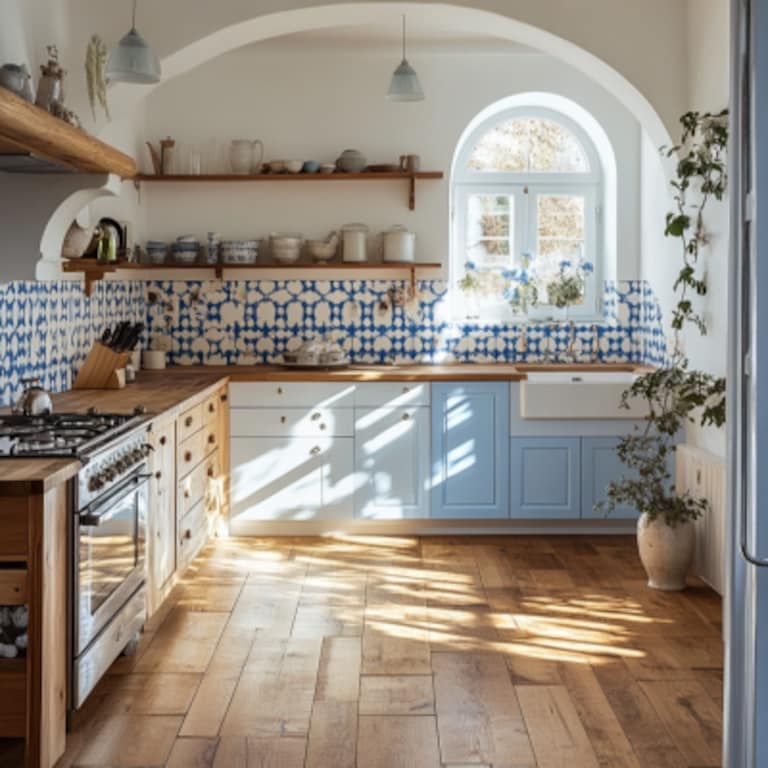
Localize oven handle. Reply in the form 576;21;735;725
79;472;151;527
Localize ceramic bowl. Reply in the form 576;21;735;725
173;250;198;265
284;160;304;174
320;163;336;174
307;240;337;261
302;161;321;174
268;160;286;174
148;250;166;265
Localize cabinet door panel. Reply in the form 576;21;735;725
581;436;639;519
354;406;430;519
431;382;509;519
230;436;354;524
511;437;580;518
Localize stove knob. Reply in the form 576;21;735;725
88;475;103;492
104;467;117;481
142;444;152;457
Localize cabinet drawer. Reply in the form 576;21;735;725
178;402;204;442
203;393;220;426
230;407;354;438
354;382;430;407
177;501;207;574
230;381;355;408
178;450;220;520
178;430;205;478
0;569;27;605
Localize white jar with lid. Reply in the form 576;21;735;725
341;223;369;262
382;225;416;263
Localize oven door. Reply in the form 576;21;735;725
75;467;148;656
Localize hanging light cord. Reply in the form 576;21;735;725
131;0;138;30
402;14;407;61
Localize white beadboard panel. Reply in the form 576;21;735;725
676;443;726;595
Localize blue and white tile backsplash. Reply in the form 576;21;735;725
0;280;144;407
0;277;667;408
144;278;667;367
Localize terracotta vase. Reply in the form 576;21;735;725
636;512;695;590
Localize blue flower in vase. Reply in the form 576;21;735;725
559;259;572;270
582;261;595;273
464;260;477;271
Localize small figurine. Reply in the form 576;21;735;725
36;44;65;112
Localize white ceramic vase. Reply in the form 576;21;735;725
636;512;695;590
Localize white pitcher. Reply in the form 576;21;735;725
229;139;264;174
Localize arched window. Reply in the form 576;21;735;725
452;106;604;320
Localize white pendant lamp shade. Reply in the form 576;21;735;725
106;0;161;84
387;15;424;101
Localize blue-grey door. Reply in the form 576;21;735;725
581;436;639;520
510;436;580;518
431;382;509;518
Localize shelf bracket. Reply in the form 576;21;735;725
214;264;223;280
408;176;416;210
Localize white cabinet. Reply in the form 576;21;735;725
354;406;431;519
230;436;355;527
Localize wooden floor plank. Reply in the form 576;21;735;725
220;638;322;738
357;715;441;768
433;652;535;766
639;680;723;766
305;700;357;768
314;636;361;702
359;675;435;715
101;672;201;716
180;675;239;737
165;737;219;768
517;685;600;768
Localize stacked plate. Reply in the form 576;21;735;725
221;240;259;264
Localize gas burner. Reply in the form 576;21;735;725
0;412;149;459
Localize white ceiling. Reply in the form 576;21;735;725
252;22;536;54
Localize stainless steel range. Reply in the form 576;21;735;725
0;409;152;709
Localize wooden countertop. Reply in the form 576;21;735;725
0;363;645;488
165;362;640;383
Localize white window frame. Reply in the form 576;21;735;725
451;106;604;322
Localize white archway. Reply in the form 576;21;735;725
104;3;673;151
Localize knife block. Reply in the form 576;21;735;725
73;342;131;389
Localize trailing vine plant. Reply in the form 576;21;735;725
599;110;728;526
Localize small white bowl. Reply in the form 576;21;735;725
284;159;304;174
268;160;286;174
307;240;337;261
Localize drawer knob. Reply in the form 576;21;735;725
184;488;190;498
402;412;411;421
221;393;228;402
277;387;284;395
207;466;215;478
184;529;192;540
403;386;411;393
159;436;167;446
185;416;194;427
208;403;215;413
310;446;321;456
320;423;326;431
280;416;287;424
155;471;162;480
184;451;192;462
311;412;321;421
208;434;216;444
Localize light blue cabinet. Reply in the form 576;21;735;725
510;437;581;518
431;382;509;519
581;436;639;519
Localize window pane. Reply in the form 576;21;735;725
467;117;589;173
465;194;514;269
536;194;587;304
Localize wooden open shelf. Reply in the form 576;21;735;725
0;86;137;177
133;171;444;210
62;258;443;296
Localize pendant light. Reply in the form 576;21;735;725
387;14;424;102
106;0;161;84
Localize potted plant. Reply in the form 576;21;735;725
599;109;728;590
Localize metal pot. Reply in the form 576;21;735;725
14;378;53;416
381;225;416;263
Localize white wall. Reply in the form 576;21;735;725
139;46;641;277
640;0;729;459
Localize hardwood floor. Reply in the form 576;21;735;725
48;535;723;768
